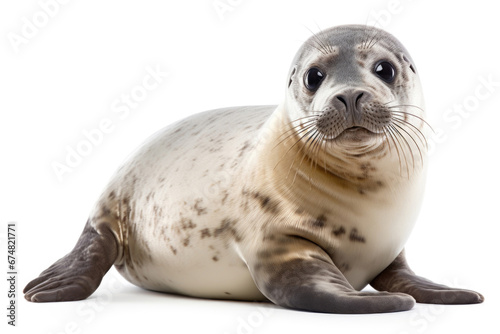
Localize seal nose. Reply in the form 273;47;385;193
333;89;371;123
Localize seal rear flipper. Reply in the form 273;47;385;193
370;249;484;304
247;235;415;314
24;219;118;302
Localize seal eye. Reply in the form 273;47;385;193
304;67;325;91
374;61;396;83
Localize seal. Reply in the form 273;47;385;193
24;25;483;313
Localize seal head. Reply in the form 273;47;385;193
284;25;426;178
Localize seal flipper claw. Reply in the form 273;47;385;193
248;236;415;314
370;249;484;304
24;220;118;302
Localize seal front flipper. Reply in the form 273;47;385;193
370;250;484;304
247;235;415;314
24;219;118;302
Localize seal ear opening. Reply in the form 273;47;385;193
288;66;297;88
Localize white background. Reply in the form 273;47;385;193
1;0;499;333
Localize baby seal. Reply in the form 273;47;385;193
24;25;483;313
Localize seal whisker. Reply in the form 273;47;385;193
292;128;320;186
388;104;419;122
315;132;327;172
274;124;317;171
361;24;369;49
392;117;428;150
318;132;331;175
304;28;327;55
388;124;410;178
385;125;404;177
366;29;382;49
305;26;331;55
305;130;323;187
275;116;317;138
390;123;415;173
289;114;322;123
382;128;394;157
284;127;318;179
277;118;317;139
310;130;324;175
360;23;378;50
274;113;322;146
303;41;327;56
386;104;424;112
392;122;424;168
389;109;435;133
324;134;332;172
285;117;319;130
305;130;323;185
273;121;317;150
319;132;329;173
366;33;377;49
391;113;426;136
313;22;336;54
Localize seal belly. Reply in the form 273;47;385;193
122;239;265;300
106;106;274;299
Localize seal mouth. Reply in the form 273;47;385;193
335;126;378;141
344;126;368;132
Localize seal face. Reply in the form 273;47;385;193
24;25;483;313
285;26;426;178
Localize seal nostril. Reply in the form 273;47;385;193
337;96;347;108
355;92;364;109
